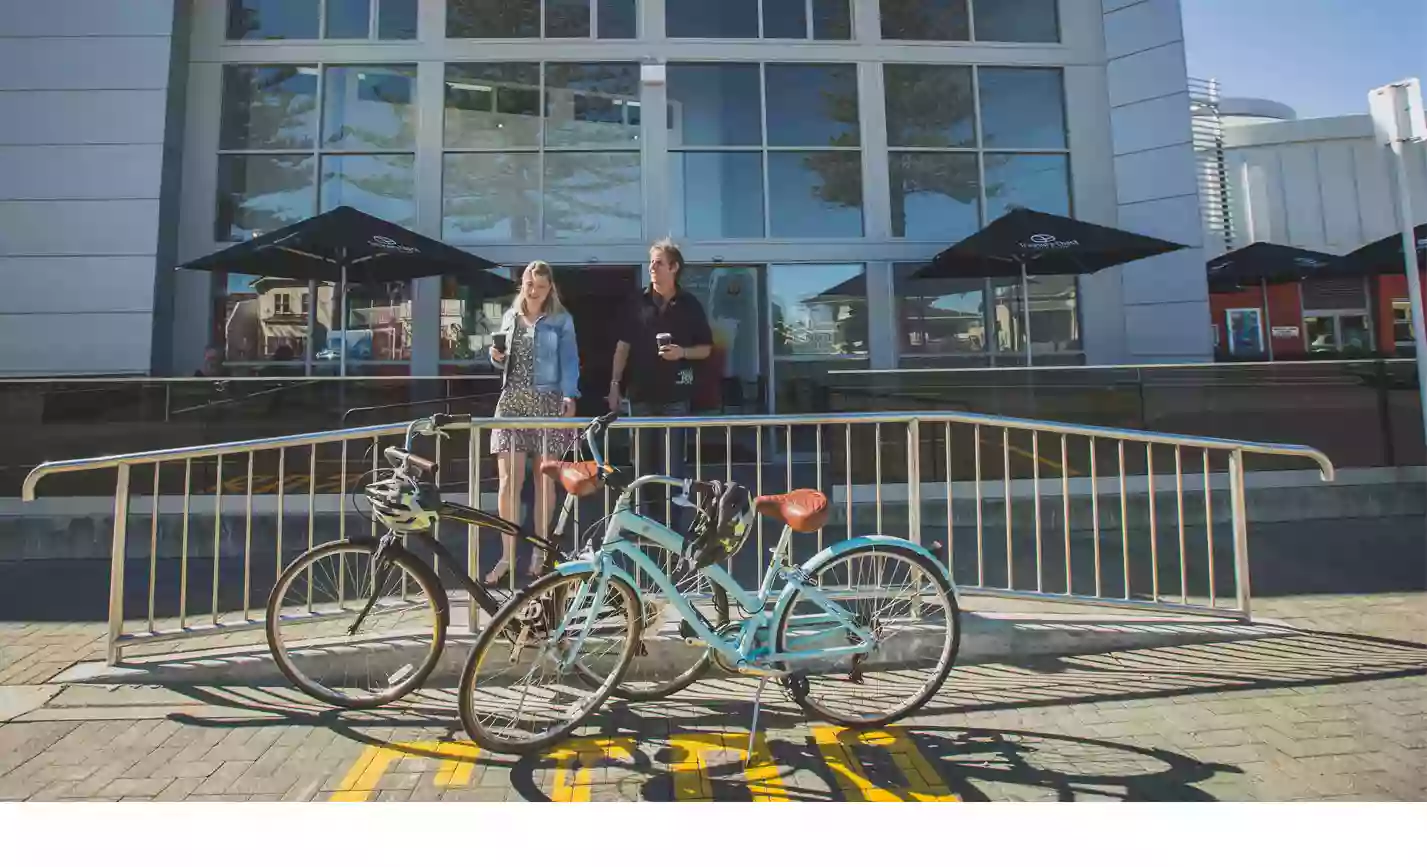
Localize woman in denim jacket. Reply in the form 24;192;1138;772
486;260;581;584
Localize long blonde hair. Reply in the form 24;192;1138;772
513;260;565;318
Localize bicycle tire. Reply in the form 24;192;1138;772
604;544;731;702
773;543;960;729
266;537;448;710
458;565;641;755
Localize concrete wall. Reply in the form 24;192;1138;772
0;0;183;376
1100;0;1211;363
1224;114;1427;256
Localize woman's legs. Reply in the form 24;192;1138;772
490;447;527;583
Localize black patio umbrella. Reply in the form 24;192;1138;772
180;206;511;375
912;208;1187;365
1334;223;1427;275
1206;242;1343;361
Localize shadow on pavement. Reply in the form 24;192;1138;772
145;625;1427;801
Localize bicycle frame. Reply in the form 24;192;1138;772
555;476;883;676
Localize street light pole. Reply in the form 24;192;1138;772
1370;79;1427;446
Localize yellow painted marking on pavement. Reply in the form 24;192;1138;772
546;737;638;802
433;742;483;788
811;727;957;802
667;732;790;802
330;741;481;801
330;744;404;802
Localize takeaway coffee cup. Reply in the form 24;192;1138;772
656;332;672;351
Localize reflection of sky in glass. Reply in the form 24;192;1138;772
228;0;320;39
597;0;638;38
323;66;416;150
326;0;370;38
985;154;1070;218
670;152;764;239
543;152;642;240
979;68;1066;150
320;155;416;227
667;64;762;147
667;0;759;37
378;0;419;38
768;152;863;238
765;64;859;147
763;0;807;38
890;152;980;240
974;0;1060;42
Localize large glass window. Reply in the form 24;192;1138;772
771;264;869;359
441;270;516;369
668;0;850;39
442;62;643;243
227;0;416;41
217;64;417;241
973;0;1060;43
448;0;637;38
896;264;986;357
885;64;1069;238
896;265;1080;366
669;62;863;239
879;0;1060;43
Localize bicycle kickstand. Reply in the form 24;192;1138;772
745;678;768;770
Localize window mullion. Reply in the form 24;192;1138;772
369;0;378;39
759;62;771;238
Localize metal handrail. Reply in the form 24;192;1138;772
21;410;1335;501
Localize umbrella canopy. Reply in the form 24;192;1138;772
1206;242;1341;290
1334;224;1427;276
179;206;506;284
911;208;1188;281
180;207;512;376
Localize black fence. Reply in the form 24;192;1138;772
4;361;1421;499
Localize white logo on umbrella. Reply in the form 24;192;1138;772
1294;257;1327;268
1021;233;1079;250
371;235;420;254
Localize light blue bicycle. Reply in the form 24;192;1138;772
456;416;962;755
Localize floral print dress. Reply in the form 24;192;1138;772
490;317;577;457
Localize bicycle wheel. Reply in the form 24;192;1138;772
774;543;960;728
266;537;447;709
603;540;730;701
458;565;640;754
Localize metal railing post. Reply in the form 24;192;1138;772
108;463;132;665
1228;449;1252;620
905;419;921;546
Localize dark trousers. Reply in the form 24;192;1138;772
630;400;691;529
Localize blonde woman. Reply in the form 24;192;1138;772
487;261;581;584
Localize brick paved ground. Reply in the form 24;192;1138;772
0;590;1422;802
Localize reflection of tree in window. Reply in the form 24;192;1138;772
805;64;982;219
879;0;970;41
448;0;540;37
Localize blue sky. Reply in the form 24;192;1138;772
1181;0;1427;119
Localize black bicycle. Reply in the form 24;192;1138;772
264;411;646;709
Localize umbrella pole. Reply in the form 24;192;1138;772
304;279;317;377
338;259;349;376
1021;261;1033;368
1261;278;1274;362
339;261;349;379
